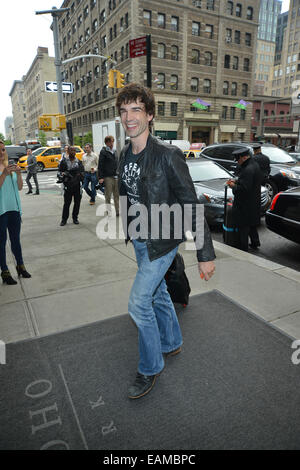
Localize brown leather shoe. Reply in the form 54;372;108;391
165;346;182;357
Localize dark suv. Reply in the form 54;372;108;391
201;143;300;199
5;145;27;163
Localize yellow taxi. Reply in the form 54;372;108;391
183;149;203;159
18;146;84;172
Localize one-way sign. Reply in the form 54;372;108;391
45;81;73;93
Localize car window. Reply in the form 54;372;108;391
75;147;81;153
188;161;231;182
202;148;216;157
261;146;296;164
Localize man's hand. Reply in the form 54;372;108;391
198;261;215;281
14;165;21;174
226;179;236;189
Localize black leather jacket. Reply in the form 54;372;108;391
118;134;216;262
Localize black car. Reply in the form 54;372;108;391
265;187;300;244
201;143;300;199
5;145;27;163
186;158;270;226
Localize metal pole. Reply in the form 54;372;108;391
146;35;152;89
52;9;67;148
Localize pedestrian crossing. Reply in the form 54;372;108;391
22;172;60;190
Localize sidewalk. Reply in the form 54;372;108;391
1;189;300;344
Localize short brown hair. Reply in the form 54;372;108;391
104;135;114;145
116;83;155;119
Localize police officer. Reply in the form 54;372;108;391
252;142;270;185
226;148;261;252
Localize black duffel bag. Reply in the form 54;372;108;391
165;253;191;307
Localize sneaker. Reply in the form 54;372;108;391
128;372;158;400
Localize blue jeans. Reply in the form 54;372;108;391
129;240;183;376
0;211;23;271
83;172;97;202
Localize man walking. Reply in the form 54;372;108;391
98;136;119;216
25;149;39;195
82;143;99;205
226;148;261;251
116;83;216;399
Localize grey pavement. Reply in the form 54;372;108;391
1;188;300;344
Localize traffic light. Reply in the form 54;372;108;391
38;116;52;131
57;115;66;130
108;69;116;88
116;71;125;89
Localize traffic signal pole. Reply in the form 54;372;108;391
36;7;70;149
146;35;152;89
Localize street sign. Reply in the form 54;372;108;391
45;81;73;93
129;36;147;58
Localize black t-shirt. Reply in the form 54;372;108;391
121;145;146;241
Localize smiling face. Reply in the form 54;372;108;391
119;99;153;142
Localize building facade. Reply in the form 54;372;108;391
9;80;27;144
251;97;297;147
4;116;14;142
23;47;59;139
58;0;259;144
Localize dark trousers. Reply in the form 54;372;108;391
0;211;23;271
237;226;250;252
249;226;260;247
62;187;82;222
26;172;39;193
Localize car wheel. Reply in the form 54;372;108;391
36;162;44;172
265;180;278;200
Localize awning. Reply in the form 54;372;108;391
263;133;278;138
278;133;298;138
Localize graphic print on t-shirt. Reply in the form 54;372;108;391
122;161;141;205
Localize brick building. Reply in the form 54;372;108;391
59;0;259;144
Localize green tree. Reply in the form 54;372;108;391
83;131;93;146
0;133;5;142
4;139;12;145
38;131;47;146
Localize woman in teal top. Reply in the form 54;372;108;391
0;140;31;285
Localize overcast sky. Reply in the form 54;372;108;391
1;0;290;138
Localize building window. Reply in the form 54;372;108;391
207;0;214;11
88;92;93;105
240;109;246;120
233;56;239;70
87;71;92;83
95;88;100;102
230;107;236;119
192;49;200;64
245;33;252;46
236;3;242;17
94;65;100;78
158;102;165;116
143;10;151;26
77;98;81;110
84;5;89;18
205;24;213;38
231;82;237;95
242;83;248;96
171;102;178;116
204;51;212;66
223;81;229;95
157;73;165;89
158;13;165;28
192;21;200;36
171;45;179;60
170;74;178;90
171;16;179;31
227;1;233;15
222;106;228;119
191;77;199;92
203;79;211;93
192;0;202;8
235;30;240;44
100;9;106;24
224;55;230;68
103;85;108;99
244;58;250;71
247;7;253;20
157;43;166;59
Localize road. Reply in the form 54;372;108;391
22;170;300;273
211;218;300;272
